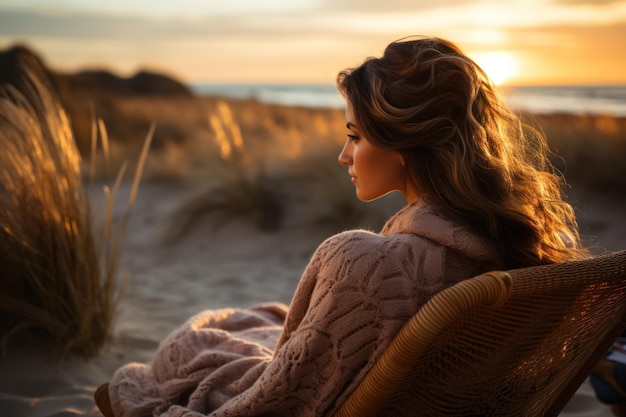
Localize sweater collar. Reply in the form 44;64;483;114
380;197;502;267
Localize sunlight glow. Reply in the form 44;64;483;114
471;51;518;86
468;28;506;45
4;1;626;84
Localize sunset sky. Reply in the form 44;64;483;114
1;0;625;86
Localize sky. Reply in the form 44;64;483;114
1;0;625;86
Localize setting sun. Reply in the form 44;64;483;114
471;51;518;86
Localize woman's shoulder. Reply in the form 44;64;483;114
313;228;437;267
323;228;431;245
309;197;502;275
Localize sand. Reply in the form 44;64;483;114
0;178;623;417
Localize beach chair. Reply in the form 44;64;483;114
95;250;626;417
335;249;626;417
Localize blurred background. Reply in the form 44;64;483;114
2;0;626;86
1;0;625;249
1;0;625;247
0;4;625;414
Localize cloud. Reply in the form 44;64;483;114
317;0;470;12
0;0;317;18
0;7;377;42
0;6;385;81
502;20;626;84
551;0;624;5
0;8;268;40
507;20;626;56
3;1;625;44
1;2;625;84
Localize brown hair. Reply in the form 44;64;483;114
337;36;587;268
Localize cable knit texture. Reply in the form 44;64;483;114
109;197;502;417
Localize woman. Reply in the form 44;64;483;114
106;36;587;417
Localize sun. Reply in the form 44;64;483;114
471;51;518;86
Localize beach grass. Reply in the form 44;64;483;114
71;92;626;200
164;101;286;238
0;67;152;359
162;99;403;239
70;93;626;240
2;75;623;359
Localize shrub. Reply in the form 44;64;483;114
0;65;152;358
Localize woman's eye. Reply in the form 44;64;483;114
347;134;359;142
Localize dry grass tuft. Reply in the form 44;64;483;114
0;66;152;359
163;99;402;238
172;160;285;236
167;101;286;238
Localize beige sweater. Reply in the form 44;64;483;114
109;197;501;417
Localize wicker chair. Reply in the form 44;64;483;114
95;250;626;417
335;249;626;417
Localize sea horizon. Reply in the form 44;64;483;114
190;82;626;117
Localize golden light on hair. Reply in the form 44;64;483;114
471;51;518;86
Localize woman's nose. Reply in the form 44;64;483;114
338;141;352;166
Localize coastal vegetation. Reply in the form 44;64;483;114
0;45;624;358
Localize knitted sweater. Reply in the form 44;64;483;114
109;197;501;417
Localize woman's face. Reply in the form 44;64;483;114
338;101;416;202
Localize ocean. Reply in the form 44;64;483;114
191;83;626;117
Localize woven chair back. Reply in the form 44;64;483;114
336;250;626;417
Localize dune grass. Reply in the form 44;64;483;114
151;98;621;237
55;80;625;203
170;159;285;237
60;91;625;243
167;101;286;238
0;67;152;359
162;98;403;241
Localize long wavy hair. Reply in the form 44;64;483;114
337;36;587;268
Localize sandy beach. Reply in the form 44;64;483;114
0;174;623;417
